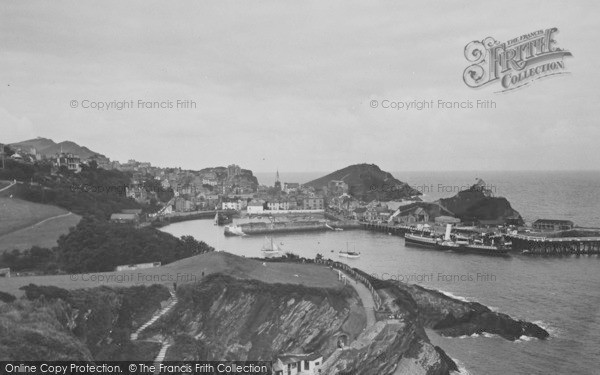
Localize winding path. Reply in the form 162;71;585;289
339;270;376;327
0;180;17;193
319;268;386;374
129;289;178;372
30;212;73;227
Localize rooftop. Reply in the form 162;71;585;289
533;219;574;225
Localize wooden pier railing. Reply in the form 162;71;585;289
506;234;600;254
316;259;382;310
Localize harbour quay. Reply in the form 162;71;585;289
506;233;600;255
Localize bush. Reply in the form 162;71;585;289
0;291;16;303
19;284;72;302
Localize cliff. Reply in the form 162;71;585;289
147;274;457;375
437;182;523;225
1;262;546;372
357;271;549;341
0;284;171;361
305;164;421;201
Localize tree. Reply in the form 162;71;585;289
2;144;15;157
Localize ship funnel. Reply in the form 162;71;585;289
444;224;452;241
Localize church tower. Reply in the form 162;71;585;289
274;169;281;191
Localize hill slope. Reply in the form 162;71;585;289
305;163;420;201
10;137;105;159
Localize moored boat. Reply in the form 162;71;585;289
339;242;361;258
436;240;461;251
456;243;509;256
404;233;440;248
224;225;245;236
262;236;281;254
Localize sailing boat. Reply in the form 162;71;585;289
339;242;360;258
261;236;281;255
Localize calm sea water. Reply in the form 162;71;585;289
163;171;600;375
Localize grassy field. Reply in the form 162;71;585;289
0;197;82;252
0;198;70;236
0;211;81;252
1;251;344;297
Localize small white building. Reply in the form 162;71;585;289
267;200;290;211
115;262;161;272
247;200;264;214
222;201;241;211
273;353;323;375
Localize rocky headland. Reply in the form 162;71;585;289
0;254;549;374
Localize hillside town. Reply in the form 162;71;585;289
2;142;509;229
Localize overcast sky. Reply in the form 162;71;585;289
1;1;599;172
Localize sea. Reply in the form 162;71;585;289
161;171;600;375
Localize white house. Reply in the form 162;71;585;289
267;200;290;211
273;353;323;375
247;200;264;214
222;201;241;211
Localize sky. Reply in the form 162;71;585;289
1;1;599;173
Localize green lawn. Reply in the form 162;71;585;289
0;198;69;236
0;212;81;252
0;197;82;253
2;251;344;297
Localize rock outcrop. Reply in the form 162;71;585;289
361;273;549;341
0;284;171;361
437;180;523;225
2;268;546;372
304;163;421;201
146;274;457;374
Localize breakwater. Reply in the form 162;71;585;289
232;220;362;235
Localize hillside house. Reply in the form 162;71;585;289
273;353;323;375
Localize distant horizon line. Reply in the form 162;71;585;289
253;169;600;174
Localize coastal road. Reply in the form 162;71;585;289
339;270;376;327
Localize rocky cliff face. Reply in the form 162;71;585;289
359;273;549;341
144;274;457;374
5;272;540;373
437;183;523;224
392;282;548;340
0;284;171;361
148;274;364;361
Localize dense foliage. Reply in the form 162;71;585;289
0;218;213;273
8;161;140;220
1;157;213;274
57;218;213;272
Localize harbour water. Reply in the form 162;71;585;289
162;171;600;375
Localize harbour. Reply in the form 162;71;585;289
225;217;600;257
160;216;600;375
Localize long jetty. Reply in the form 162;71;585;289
362;222;431;236
230;220;362;235
506;233;600;255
